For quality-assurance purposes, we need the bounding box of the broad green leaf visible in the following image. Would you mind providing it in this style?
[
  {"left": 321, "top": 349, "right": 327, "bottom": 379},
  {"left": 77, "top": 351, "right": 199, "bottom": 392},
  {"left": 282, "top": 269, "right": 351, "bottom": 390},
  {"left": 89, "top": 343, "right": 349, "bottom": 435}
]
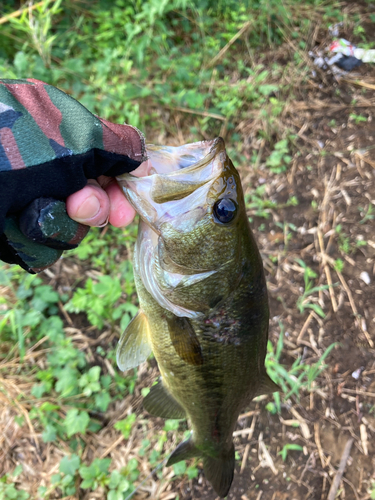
[
  {"left": 173, "top": 461, "right": 186, "bottom": 475},
  {"left": 42, "top": 424, "right": 57, "bottom": 443},
  {"left": 64, "top": 409, "right": 90, "bottom": 437},
  {"left": 59, "top": 455, "right": 80, "bottom": 476}
]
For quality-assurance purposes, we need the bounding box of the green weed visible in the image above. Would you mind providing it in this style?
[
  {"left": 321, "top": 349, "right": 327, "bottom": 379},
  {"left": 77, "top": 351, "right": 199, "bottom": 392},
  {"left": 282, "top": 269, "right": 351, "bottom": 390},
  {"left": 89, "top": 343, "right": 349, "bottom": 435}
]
[
  {"left": 0, "top": 466, "right": 29, "bottom": 500},
  {"left": 265, "top": 324, "right": 337, "bottom": 410},
  {"left": 334, "top": 259, "right": 344, "bottom": 273},
  {"left": 359, "top": 203, "right": 374, "bottom": 224},
  {"left": 0, "top": 259, "right": 139, "bottom": 458},
  {"left": 114, "top": 413, "right": 137, "bottom": 439},
  {"left": 335, "top": 224, "right": 367, "bottom": 255},
  {"left": 274, "top": 221, "right": 298, "bottom": 249},
  {"left": 278, "top": 444, "right": 304, "bottom": 462},
  {"left": 41, "top": 455, "right": 80, "bottom": 498},
  {"left": 65, "top": 274, "right": 138, "bottom": 330},
  {"left": 266, "top": 139, "right": 293, "bottom": 173},
  {"left": 295, "top": 259, "right": 328, "bottom": 318},
  {"left": 335, "top": 224, "right": 351, "bottom": 254},
  {"left": 8, "top": 0, "right": 63, "bottom": 67},
  {"left": 0, "top": 0, "right": 319, "bottom": 143},
  {"left": 246, "top": 186, "right": 299, "bottom": 220},
  {"left": 349, "top": 113, "right": 367, "bottom": 124}
]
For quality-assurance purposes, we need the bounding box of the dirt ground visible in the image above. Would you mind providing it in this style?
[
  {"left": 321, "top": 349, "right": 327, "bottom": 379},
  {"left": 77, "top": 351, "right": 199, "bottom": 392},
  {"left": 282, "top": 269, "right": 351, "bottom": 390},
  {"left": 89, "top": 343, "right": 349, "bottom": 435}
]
[
  {"left": 168, "top": 23, "right": 375, "bottom": 500},
  {"left": 103, "top": 37, "right": 375, "bottom": 500}
]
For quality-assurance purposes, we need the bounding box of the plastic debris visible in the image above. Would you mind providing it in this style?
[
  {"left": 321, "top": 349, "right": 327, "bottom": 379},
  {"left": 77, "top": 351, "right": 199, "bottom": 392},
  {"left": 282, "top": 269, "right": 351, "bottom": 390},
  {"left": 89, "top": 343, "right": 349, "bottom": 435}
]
[
  {"left": 328, "top": 23, "right": 343, "bottom": 38},
  {"left": 351, "top": 367, "right": 364, "bottom": 380},
  {"left": 330, "top": 39, "right": 375, "bottom": 63},
  {"left": 335, "top": 55, "right": 363, "bottom": 71},
  {"left": 308, "top": 50, "right": 349, "bottom": 77},
  {"left": 310, "top": 37, "right": 375, "bottom": 76},
  {"left": 359, "top": 271, "right": 371, "bottom": 285}
]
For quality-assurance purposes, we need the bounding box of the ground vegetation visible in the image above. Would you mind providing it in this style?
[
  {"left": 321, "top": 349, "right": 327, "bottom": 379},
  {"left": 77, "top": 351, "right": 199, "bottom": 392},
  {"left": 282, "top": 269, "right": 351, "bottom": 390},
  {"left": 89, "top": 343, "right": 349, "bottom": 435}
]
[{"left": 1, "top": 1, "right": 375, "bottom": 499}]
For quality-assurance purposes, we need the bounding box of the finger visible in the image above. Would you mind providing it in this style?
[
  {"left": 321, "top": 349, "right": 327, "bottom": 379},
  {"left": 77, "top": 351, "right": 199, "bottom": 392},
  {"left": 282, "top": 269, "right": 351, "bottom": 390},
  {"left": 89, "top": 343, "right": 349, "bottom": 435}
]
[
  {"left": 96, "top": 161, "right": 151, "bottom": 228},
  {"left": 66, "top": 180, "right": 110, "bottom": 226},
  {"left": 105, "top": 181, "right": 137, "bottom": 227},
  {"left": 130, "top": 159, "right": 152, "bottom": 177}
]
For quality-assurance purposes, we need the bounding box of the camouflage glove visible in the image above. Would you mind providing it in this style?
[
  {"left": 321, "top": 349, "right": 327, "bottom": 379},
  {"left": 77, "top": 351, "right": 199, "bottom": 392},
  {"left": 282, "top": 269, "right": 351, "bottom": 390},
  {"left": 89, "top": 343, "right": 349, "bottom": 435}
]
[{"left": 0, "top": 78, "right": 146, "bottom": 273}]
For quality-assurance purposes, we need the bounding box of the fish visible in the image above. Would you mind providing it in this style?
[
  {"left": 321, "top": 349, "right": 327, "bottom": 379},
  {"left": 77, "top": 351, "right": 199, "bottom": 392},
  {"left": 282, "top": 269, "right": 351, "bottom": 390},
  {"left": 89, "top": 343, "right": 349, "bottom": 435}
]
[{"left": 116, "top": 138, "right": 278, "bottom": 497}]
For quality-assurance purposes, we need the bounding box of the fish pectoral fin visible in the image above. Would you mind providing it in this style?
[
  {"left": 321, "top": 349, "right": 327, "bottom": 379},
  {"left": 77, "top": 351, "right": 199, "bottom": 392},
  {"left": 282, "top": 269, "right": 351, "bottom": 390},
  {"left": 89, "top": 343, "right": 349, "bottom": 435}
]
[
  {"left": 203, "top": 444, "right": 235, "bottom": 498},
  {"left": 166, "top": 437, "right": 199, "bottom": 466},
  {"left": 255, "top": 372, "right": 280, "bottom": 397},
  {"left": 166, "top": 315, "right": 204, "bottom": 366},
  {"left": 143, "top": 381, "right": 186, "bottom": 419},
  {"left": 116, "top": 311, "right": 152, "bottom": 371}
]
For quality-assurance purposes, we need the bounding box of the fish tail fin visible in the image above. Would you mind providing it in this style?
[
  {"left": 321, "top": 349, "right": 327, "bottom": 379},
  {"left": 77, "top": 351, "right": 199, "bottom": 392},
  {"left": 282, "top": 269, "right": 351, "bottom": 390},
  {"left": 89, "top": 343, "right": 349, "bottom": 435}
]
[
  {"left": 203, "top": 443, "right": 235, "bottom": 498},
  {"left": 167, "top": 438, "right": 235, "bottom": 497},
  {"left": 166, "top": 437, "right": 200, "bottom": 466}
]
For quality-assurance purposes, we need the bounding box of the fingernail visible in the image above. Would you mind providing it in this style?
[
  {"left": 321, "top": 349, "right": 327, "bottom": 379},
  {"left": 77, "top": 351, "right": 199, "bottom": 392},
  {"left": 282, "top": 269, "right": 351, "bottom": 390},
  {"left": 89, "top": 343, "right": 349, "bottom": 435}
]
[
  {"left": 74, "top": 195, "right": 101, "bottom": 221},
  {"left": 96, "top": 215, "right": 109, "bottom": 227}
]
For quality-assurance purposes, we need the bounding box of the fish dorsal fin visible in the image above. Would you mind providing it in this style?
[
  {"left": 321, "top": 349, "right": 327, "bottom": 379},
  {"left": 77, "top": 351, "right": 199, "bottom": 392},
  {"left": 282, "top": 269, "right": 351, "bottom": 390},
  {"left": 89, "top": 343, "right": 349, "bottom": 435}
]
[
  {"left": 166, "top": 436, "right": 199, "bottom": 466},
  {"left": 255, "top": 372, "right": 280, "bottom": 397},
  {"left": 166, "top": 315, "right": 204, "bottom": 366},
  {"left": 143, "top": 381, "right": 186, "bottom": 419},
  {"left": 116, "top": 311, "right": 152, "bottom": 371}
]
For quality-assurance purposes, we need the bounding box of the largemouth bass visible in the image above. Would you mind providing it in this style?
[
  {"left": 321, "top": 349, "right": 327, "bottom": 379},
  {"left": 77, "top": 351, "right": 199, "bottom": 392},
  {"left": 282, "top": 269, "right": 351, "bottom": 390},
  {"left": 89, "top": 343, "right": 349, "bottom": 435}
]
[{"left": 116, "top": 138, "right": 278, "bottom": 497}]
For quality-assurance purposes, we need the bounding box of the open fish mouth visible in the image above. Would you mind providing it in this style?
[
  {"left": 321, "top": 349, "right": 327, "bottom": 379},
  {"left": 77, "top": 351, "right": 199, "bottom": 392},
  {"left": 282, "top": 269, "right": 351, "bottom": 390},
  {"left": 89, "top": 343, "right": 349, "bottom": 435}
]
[{"left": 116, "top": 138, "right": 226, "bottom": 231}]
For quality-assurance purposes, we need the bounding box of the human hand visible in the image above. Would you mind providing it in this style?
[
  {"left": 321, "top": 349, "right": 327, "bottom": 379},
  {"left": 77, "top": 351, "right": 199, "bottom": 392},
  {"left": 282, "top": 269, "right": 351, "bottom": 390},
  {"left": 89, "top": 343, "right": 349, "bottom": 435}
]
[
  {"left": 1, "top": 168, "right": 146, "bottom": 274},
  {"left": 0, "top": 78, "right": 147, "bottom": 273},
  {"left": 66, "top": 160, "right": 150, "bottom": 227}
]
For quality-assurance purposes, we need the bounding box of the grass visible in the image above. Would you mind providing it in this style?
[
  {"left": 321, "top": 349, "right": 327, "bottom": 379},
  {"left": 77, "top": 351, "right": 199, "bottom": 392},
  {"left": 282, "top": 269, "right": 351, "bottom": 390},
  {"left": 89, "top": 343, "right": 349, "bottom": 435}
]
[
  {"left": 265, "top": 323, "right": 337, "bottom": 414},
  {"left": 0, "top": 217, "right": 337, "bottom": 498},
  {"left": 1, "top": 0, "right": 374, "bottom": 498},
  {"left": 0, "top": 0, "right": 330, "bottom": 139}
]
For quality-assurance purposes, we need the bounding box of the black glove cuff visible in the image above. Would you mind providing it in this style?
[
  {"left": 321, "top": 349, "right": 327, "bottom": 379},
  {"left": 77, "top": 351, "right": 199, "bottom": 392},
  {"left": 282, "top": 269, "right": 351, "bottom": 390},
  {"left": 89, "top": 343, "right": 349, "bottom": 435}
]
[{"left": 0, "top": 148, "right": 140, "bottom": 235}]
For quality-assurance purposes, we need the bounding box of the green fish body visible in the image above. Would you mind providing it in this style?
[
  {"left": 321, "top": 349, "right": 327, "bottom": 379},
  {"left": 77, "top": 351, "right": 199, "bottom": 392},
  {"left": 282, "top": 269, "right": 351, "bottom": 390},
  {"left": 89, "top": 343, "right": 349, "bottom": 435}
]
[{"left": 116, "top": 138, "right": 278, "bottom": 497}]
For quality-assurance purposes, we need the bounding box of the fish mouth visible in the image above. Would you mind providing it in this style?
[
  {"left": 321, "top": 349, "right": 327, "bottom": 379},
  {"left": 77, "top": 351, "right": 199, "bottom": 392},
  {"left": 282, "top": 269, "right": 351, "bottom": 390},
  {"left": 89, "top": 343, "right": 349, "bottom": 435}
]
[{"left": 116, "top": 137, "right": 226, "bottom": 232}]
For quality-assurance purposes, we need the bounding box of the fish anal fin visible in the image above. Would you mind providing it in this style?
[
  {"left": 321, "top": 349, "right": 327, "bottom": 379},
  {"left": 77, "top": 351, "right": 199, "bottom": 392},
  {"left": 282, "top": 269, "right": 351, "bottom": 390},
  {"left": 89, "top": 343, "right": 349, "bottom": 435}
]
[
  {"left": 166, "top": 315, "right": 203, "bottom": 366},
  {"left": 116, "top": 311, "right": 152, "bottom": 372},
  {"left": 143, "top": 381, "right": 186, "bottom": 419},
  {"left": 203, "top": 444, "right": 235, "bottom": 498},
  {"left": 255, "top": 372, "right": 280, "bottom": 397},
  {"left": 166, "top": 437, "right": 199, "bottom": 466}
]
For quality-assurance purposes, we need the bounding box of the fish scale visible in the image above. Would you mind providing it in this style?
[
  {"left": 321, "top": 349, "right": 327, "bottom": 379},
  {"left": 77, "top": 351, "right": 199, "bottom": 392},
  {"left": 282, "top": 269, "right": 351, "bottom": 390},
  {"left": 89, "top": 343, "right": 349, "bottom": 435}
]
[{"left": 116, "top": 138, "right": 279, "bottom": 497}]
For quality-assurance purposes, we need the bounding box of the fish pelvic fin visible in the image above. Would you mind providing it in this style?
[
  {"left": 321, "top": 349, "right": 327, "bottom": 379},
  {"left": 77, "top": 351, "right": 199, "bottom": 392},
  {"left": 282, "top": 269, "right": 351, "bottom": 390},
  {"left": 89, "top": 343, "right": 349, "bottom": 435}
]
[
  {"left": 255, "top": 372, "right": 280, "bottom": 397},
  {"left": 203, "top": 444, "right": 235, "bottom": 498},
  {"left": 166, "top": 315, "right": 204, "bottom": 366},
  {"left": 116, "top": 311, "right": 152, "bottom": 371},
  {"left": 143, "top": 380, "right": 186, "bottom": 419},
  {"left": 166, "top": 436, "right": 200, "bottom": 466}
]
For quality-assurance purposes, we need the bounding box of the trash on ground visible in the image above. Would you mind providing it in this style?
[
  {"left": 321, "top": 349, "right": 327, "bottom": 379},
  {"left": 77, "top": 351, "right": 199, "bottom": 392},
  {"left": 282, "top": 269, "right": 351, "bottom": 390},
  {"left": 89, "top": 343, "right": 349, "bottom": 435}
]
[
  {"left": 330, "top": 39, "right": 375, "bottom": 63},
  {"left": 359, "top": 271, "right": 371, "bottom": 285},
  {"left": 309, "top": 36, "right": 375, "bottom": 76},
  {"left": 328, "top": 23, "right": 343, "bottom": 38},
  {"left": 351, "top": 368, "right": 362, "bottom": 380}
]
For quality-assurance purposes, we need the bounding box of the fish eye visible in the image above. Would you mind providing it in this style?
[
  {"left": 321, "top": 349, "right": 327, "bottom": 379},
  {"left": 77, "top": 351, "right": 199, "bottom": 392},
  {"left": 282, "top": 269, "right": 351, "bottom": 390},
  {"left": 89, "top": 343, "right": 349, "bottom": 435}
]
[{"left": 213, "top": 198, "right": 237, "bottom": 224}]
